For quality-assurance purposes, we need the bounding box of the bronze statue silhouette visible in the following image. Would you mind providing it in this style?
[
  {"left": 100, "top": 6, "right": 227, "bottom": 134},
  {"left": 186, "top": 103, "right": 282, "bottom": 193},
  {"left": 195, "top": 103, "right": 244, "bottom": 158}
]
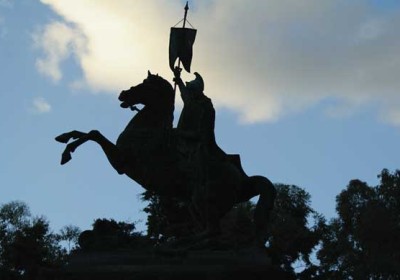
[
  {"left": 174, "top": 67, "right": 225, "bottom": 158},
  {"left": 55, "top": 71, "right": 276, "bottom": 247}
]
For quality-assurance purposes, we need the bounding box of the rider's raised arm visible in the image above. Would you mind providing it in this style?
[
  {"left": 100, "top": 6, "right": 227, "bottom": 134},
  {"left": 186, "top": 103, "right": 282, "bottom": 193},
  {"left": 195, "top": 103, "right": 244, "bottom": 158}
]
[
  {"left": 173, "top": 67, "right": 189, "bottom": 102},
  {"left": 177, "top": 79, "right": 190, "bottom": 102}
]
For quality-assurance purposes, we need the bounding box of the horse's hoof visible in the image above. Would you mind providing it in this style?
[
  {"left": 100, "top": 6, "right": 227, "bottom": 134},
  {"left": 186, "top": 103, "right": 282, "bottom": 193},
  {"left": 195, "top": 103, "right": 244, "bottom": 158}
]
[
  {"left": 61, "top": 152, "right": 72, "bottom": 165},
  {"left": 55, "top": 133, "right": 70, "bottom": 143}
]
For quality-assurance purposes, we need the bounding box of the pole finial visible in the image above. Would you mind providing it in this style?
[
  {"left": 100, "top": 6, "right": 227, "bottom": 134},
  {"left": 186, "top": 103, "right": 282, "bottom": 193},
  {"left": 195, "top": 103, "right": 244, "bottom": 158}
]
[{"left": 185, "top": 1, "right": 189, "bottom": 11}]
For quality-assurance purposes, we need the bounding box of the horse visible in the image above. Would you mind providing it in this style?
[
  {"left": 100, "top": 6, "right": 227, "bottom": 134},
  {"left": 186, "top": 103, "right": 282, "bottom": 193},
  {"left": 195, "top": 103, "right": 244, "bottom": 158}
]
[{"left": 55, "top": 71, "right": 276, "bottom": 247}]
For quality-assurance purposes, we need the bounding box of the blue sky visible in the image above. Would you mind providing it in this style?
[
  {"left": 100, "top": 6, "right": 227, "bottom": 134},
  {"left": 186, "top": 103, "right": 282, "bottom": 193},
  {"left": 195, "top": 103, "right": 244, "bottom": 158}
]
[{"left": 1, "top": 0, "right": 400, "bottom": 232}]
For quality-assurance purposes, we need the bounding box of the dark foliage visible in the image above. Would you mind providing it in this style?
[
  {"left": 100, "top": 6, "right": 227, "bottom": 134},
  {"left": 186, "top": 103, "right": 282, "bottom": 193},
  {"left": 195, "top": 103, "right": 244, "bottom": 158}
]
[
  {"left": 78, "top": 218, "right": 152, "bottom": 251},
  {"left": 317, "top": 169, "right": 400, "bottom": 279},
  {"left": 0, "top": 201, "right": 66, "bottom": 280},
  {"left": 268, "top": 184, "right": 325, "bottom": 276},
  {"left": 219, "top": 201, "right": 257, "bottom": 248},
  {"left": 58, "top": 225, "right": 80, "bottom": 253},
  {"left": 141, "top": 191, "right": 194, "bottom": 243}
]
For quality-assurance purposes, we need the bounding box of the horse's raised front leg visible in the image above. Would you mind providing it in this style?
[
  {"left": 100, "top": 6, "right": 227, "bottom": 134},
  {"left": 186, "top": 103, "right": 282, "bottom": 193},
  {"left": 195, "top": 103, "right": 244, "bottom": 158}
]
[
  {"left": 55, "top": 130, "right": 89, "bottom": 164},
  {"left": 55, "top": 130, "right": 126, "bottom": 174},
  {"left": 55, "top": 130, "right": 87, "bottom": 144}
]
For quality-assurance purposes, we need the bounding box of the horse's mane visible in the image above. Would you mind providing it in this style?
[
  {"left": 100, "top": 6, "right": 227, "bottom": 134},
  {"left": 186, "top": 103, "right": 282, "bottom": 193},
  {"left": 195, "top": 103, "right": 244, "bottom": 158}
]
[
  {"left": 145, "top": 74, "right": 174, "bottom": 97},
  {"left": 139, "top": 73, "right": 175, "bottom": 127}
]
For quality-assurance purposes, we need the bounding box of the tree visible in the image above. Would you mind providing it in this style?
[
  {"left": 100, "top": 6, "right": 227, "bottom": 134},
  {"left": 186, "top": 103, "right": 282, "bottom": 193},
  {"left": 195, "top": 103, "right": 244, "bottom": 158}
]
[
  {"left": 219, "top": 201, "right": 257, "bottom": 248},
  {"left": 78, "top": 218, "right": 149, "bottom": 251},
  {"left": 141, "top": 191, "right": 193, "bottom": 243},
  {"left": 58, "top": 225, "right": 81, "bottom": 253},
  {"left": 0, "top": 201, "right": 30, "bottom": 230},
  {"left": 317, "top": 170, "right": 400, "bottom": 279},
  {"left": 0, "top": 201, "right": 66, "bottom": 279},
  {"left": 268, "top": 184, "right": 325, "bottom": 276}
]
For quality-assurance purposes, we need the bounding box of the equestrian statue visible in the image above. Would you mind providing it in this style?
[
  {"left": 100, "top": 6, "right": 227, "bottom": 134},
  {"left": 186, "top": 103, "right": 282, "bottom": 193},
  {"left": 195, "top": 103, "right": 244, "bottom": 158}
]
[{"left": 55, "top": 68, "right": 276, "bottom": 248}]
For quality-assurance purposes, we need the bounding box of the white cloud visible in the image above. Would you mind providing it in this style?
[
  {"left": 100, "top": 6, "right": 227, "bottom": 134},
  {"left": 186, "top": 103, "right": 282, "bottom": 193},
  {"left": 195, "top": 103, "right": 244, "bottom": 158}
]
[
  {"left": 34, "top": 0, "right": 400, "bottom": 124},
  {"left": 33, "top": 21, "right": 86, "bottom": 82},
  {"left": 32, "top": 97, "right": 52, "bottom": 114}
]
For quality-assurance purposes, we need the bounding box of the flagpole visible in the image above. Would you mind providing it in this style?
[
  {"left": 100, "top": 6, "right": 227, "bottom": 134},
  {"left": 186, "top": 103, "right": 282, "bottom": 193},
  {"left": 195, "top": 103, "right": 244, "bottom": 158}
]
[{"left": 174, "top": 1, "right": 189, "bottom": 93}]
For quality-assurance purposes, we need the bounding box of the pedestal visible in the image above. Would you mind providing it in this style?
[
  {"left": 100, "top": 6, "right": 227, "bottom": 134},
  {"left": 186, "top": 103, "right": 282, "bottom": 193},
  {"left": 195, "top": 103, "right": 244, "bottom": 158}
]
[{"left": 41, "top": 249, "right": 294, "bottom": 280}]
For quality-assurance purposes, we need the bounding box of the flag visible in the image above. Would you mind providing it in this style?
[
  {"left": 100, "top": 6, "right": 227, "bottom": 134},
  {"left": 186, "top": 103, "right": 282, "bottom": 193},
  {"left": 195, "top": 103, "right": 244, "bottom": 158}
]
[{"left": 169, "top": 27, "right": 197, "bottom": 72}]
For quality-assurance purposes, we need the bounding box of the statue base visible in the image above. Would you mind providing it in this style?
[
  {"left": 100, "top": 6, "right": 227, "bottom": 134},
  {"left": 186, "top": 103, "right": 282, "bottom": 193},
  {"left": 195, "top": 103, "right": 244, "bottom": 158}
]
[{"left": 41, "top": 249, "right": 294, "bottom": 280}]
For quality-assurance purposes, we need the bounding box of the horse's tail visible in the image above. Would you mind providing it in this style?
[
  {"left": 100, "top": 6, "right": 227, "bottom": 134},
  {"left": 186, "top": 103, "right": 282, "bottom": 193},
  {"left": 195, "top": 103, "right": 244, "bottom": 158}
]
[
  {"left": 225, "top": 154, "right": 276, "bottom": 246},
  {"left": 253, "top": 176, "right": 276, "bottom": 240},
  {"left": 239, "top": 175, "right": 276, "bottom": 247}
]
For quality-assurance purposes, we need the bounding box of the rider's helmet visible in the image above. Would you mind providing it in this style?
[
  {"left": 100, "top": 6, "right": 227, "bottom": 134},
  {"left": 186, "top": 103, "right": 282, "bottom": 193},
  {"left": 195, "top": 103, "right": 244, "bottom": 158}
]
[{"left": 185, "top": 72, "right": 204, "bottom": 94}]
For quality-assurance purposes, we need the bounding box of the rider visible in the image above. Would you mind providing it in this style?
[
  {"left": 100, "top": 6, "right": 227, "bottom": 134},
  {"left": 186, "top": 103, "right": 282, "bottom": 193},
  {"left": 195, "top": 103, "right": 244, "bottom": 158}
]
[
  {"left": 173, "top": 67, "right": 225, "bottom": 162},
  {"left": 173, "top": 67, "right": 226, "bottom": 235}
]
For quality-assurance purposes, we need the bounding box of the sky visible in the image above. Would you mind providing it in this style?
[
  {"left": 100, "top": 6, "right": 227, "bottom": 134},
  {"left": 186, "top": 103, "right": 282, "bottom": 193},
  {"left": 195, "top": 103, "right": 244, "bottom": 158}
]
[{"left": 1, "top": 0, "right": 400, "bottom": 233}]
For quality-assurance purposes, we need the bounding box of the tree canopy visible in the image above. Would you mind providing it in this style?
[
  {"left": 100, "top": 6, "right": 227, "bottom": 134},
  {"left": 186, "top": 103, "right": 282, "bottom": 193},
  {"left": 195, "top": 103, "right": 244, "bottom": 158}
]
[
  {"left": 317, "top": 169, "right": 400, "bottom": 279},
  {"left": 268, "top": 184, "right": 325, "bottom": 275},
  {"left": 0, "top": 201, "right": 67, "bottom": 279}
]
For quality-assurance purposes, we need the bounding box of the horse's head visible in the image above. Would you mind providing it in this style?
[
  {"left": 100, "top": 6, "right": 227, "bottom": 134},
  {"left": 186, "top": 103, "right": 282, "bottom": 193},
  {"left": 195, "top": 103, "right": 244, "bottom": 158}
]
[{"left": 119, "top": 71, "right": 174, "bottom": 110}]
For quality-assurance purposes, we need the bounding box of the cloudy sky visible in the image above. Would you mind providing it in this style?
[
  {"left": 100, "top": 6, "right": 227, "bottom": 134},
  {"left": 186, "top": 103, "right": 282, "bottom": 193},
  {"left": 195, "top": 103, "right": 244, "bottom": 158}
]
[{"left": 1, "top": 0, "right": 400, "bottom": 232}]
